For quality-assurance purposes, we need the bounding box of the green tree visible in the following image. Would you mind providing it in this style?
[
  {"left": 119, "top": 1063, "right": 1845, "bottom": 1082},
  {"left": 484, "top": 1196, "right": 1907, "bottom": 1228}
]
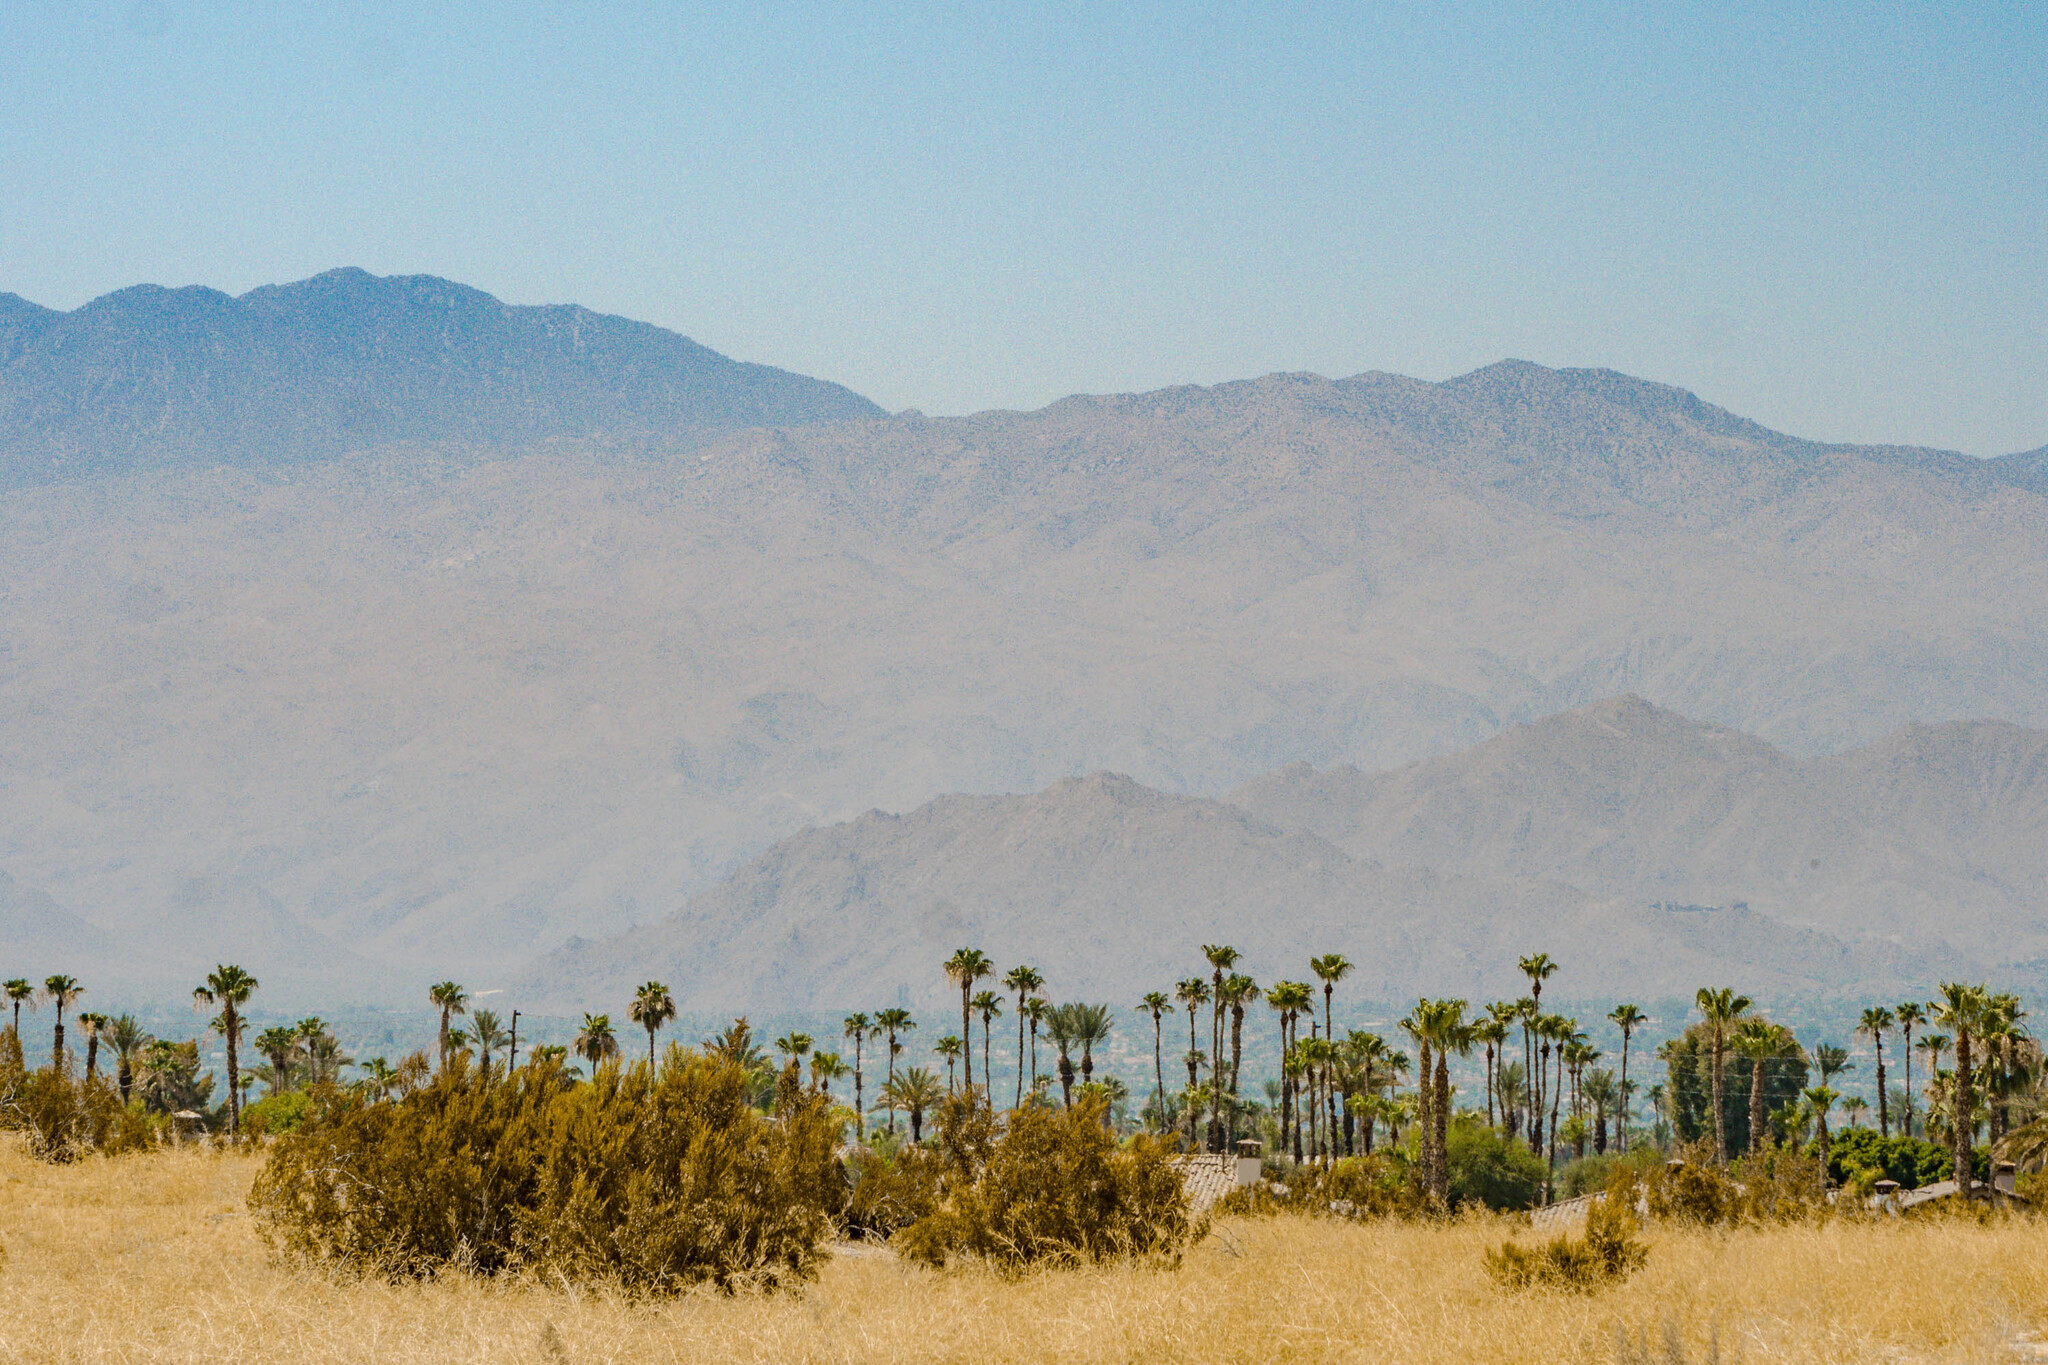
[
  {"left": 880, "top": 1066, "right": 943, "bottom": 1141},
  {"left": 108, "top": 1014, "right": 149, "bottom": 1104},
  {"left": 875, "top": 1008, "right": 916, "bottom": 1133},
  {"left": 943, "top": 948, "right": 995, "bottom": 1094},
  {"left": 255, "top": 1025, "right": 299, "bottom": 1095},
  {"left": 1222, "top": 972, "right": 1258, "bottom": 1143},
  {"left": 573, "top": 1013, "right": 619, "bottom": 1069},
  {"left": 1607, "top": 1003, "right": 1647, "bottom": 1152},
  {"left": 1857, "top": 1006, "right": 1895, "bottom": 1137},
  {"left": 428, "top": 981, "right": 468, "bottom": 1070},
  {"left": 1693, "top": 987, "right": 1753, "bottom": 1163},
  {"left": 1932, "top": 982, "right": 1988, "bottom": 1189},
  {"left": 4, "top": 978, "right": 33, "bottom": 1036},
  {"left": 1136, "top": 990, "right": 1171, "bottom": 1129},
  {"left": 1813, "top": 1043, "right": 1853, "bottom": 1085},
  {"left": 934, "top": 1035, "right": 963, "bottom": 1093},
  {"left": 470, "top": 1010, "right": 509, "bottom": 1077},
  {"left": 1517, "top": 955, "right": 1558, "bottom": 1150},
  {"left": 1003, "top": 965, "right": 1045, "bottom": 1109},
  {"left": 1803, "top": 1086, "right": 1840, "bottom": 1173},
  {"left": 841, "top": 1012, "right": 879, "bottom": 1138},
  {"left": 192, "top": 965, "right": 257, "bottom": 1136},
  {"left": 629, "top": 982, "right": 676, "bottom": 1066},
  {"left": 40, "top": 975, "right": 83, "bottom": 1074},
  {"left": 1894, "top": 1001, "right": 1927, "bottom": 1138},
  {"left": 1201, "top": 945, "right": 1240, "bottom": 1148},
  {"left": 971, "top": 989, "right": 1003, "bottom": 1099},
  {"left": 75, "top": 1012, "right": 109, "bottom": 1084}
]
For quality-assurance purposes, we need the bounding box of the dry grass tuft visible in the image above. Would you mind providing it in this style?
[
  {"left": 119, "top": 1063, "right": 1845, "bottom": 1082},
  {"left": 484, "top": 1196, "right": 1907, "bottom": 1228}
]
[{"left": 1, "top": 1137, "right": 2044, "bottom": 1364}]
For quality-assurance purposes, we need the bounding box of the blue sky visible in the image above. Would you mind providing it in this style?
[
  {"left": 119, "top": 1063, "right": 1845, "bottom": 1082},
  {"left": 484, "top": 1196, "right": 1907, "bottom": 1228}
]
[{"left": 3, "top": 1, "right": 2043, "bottom": 453}]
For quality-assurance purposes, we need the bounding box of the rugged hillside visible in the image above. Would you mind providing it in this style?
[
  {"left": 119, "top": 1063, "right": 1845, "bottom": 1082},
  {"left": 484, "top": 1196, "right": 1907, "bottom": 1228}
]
[
  {"left": 1229, "top": 697, "right": 2048, "bottom": 962},
  {"left": 0, "top": 268, "right": 880, "bottom": 482},
  {"left": 3, "top": 347, "right": 2046, "bottom": 995}
]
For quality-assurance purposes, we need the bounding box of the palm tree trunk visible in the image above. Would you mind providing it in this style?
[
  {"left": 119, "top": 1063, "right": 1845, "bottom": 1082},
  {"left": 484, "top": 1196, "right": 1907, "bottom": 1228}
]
[
  {"left": 1414, "top": 1036, "right": 1433, "bottom": 1190},
  {"left": 1618, "top": 1032, "right": 1631, "bottom": 1153},
  {"left": 1874, "top": 1036, "right": 1888, "bottom": 1138},
  {"left": 1229, "top": 1004, "right": 1245, "bottom": 1146},
  {"left": 1434, "top": 1048, "right": 1451, "bottom": 1203},
  {"left": 225, "top": 1008, "right": 242, "bottom": 1138},
  {"left": 1748, "top": 1054, "right": 1767, "bottom": 1155},
  {"left": 85, "top": 1035, "right": 100, "bottom": 1083},
  {"left": 981, "top": 1015, "right": 992, "bottom": 1101},
  {"left": 853, "top": 1035, "right": 865, "bottom": 1139},
  {"left": 1900, "top": 1024, "right": 1915, "bottom": 1138},
  {"left": 1152, "top": 1015, "right": 1165, "bottom": 1131},
  {"left": 1953, "top": 1028, "right": 1974, "bottom": 1191},
  {"left": 1016, "top": 993, "right": 1028, "bottom": 1110},
  {"left": 960, "top": 985, "right": 973, "bottom": 1093},
  {"left": 1710, "top": 1034, "right": 1729, "bottom": 1163}
]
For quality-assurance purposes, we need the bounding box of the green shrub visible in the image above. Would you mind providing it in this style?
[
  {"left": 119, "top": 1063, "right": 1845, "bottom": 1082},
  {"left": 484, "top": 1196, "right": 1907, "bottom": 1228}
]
[
  {"left": 249, "top": 1049, "right": 843, "bottom": 1294},
  {"left": 243, "top": 1089, "right": 314, "bottom": 1137},
  {"left": 1217, "top": 1152, "right": 1425, "bottom": 1220},
  {"left": 1821, "top": 1127, "right": 1954, "bottom": 1189},
  {"left": 893, "top": 1094, "right": 1192, "bottom": 1272},
  {"left": 1447, "top": 1116, "right": 1547, "bottom": 1210},
  {"left": 1486, "top": 1168, "right": 1649, "bottom": 1293}
]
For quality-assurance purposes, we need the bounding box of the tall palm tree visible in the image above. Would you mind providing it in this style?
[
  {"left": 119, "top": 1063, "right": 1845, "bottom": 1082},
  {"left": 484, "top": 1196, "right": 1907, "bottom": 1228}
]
[
  {"left": 1045, "top": 1006, "right": 1078, "bottom": 1108},
  {"left": 109, "top": 1014, "right": 149, "bottom": 1103},
  {"left": 1732, "top": 1018, "right": 1783, "bottom": 1157},
  {"left": 3, "top": 978, "right": 31, "bottom": 1037},
  {"left": 191, "top": 964, "right": 257, "bottom": 1136},
  {"left": 881, "top": 1067, "right": 943, "bottom": 1141},
  {"left": 1857, "top": 1006, "right": 1895, "bottom": 1137},
  {"left": 1804, "top": 1086, "right": 1839, "bottom": 1175},
  {"left": 428, "top": 981, "right": 469, "bottom": 1070},
  {"left": 842, "top": 1012, "right": 879, "bottom": 1138},
  {"left": 1933, "top": 981, "right": 1988, "bottom": 1190},
  {"left": 1309, "top": 952, "right": 1354, "bottom": 1064},
  {"left": 942, "top": 948, "right": 994, "bottom": 1093},
  {"left": 1071, "top": 1003, "right": 1113, "bottom": 1088},
  {"left": 1895, "top": 1001, "right": 1927, "bottom": 1138},
  {"left": 1202, "top": 945, "right": 1240, "bottom": 1149},
  {"left": 1474, "top": 1014, "right": 1509, "bottom": 1130},
  {"left": 471, "top": 1010, "right": 509, "bottom": 1077},
  {"left": 1267, "top": 979, "right": 1314, "bottom": 1160},
  {"left": 627, "top": 982, "right": 676, "bottom": 1066},
  {"left": 255, "top": 1025, "right": 298, "bottom": 1095},
  {"left": 810, "top": 1050, "right": 848, "bottom": 1097},
  {"left": 1426, "top": 999, "right": 1472, "bottom": 1200},
  {"left": 573, "top": 1013, "right": 620, "bottom": 1068},
  {"left": 1137, "top": 991, "right": 1171, "bottom": 1129},
  {"left": 875, "top": 1008, "right": 916, "bottom": 1133},
  {"left": 1518, "top": 955, "right": 1558, "bottom": 1147},
  {"left": 40, "top": 975, "right": 83, "bottom": 1074},
  {"left": 1813, "top": 1043, "right": 1853, "bottom": 1085},
  {"left": 934, "top": 1035, "right": 963, "bottom": 1094},
  {"left": 1223, "top": 971, "right": 1258, "bottom": 1143},
  {"left": 1694, "top": 986, "right": 1753, "bottom": 1164},
  {"left": 76, "top": 1012, "right": 109, "bottom": 1083},
  {"left": 971, "top": 989, "right": 1003, "bottom": 1099},
  {"left": 1608, "top": 1002, "right": 1647, "bottom": 1152},
  {"left": 1025, "top": 996, "right": 1049, "bottom": 1090},
  {"left": 1003, "top": 965, "right": 1044, "bottom": 1108},
  {"left": 1175, "top": 976, "right": 1210, "bottom": 1097}
]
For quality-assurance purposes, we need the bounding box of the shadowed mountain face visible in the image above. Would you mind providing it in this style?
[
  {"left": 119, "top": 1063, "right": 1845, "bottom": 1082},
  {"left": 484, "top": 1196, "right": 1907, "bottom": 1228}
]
[
  {"left": 1, "top": 312, "right": 2045, "bottom": 998},
  {"left": 0, "top": 268, "right": 881, "bottom": 482},
  {"left": 518, "top": 739, "right": 1992, "bottom": 1015}
]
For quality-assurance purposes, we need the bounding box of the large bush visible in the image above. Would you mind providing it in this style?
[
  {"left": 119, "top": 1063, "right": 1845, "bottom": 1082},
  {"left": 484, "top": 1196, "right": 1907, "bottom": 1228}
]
[
  {"left": 1821, "top": 1127, "right": 1972, "bottom": 1189},
  {"left": 893, "top": 1094, "right": 1192, "bottom": 1272},
  {"left": 1486, "top": 1167, "right": 1648, "bottom": 1293},
  {"left": 249, "top": 1050, "right": 843, "bottom": 1293},
  {"left": 0, "top": 1065, "right": 158, "bottom": 1163},
  {"left": 1447, "top": 1115, "right": 1548, "bottom": 1210}
]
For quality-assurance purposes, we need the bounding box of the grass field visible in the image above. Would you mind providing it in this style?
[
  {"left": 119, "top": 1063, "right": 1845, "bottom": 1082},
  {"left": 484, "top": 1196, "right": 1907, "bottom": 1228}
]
[{"left": 2, "top": 1140, "right": 2045, "bottom": 1364}]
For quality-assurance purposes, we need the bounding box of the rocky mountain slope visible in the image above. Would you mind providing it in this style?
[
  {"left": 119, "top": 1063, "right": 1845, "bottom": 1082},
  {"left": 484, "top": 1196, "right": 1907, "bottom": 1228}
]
[
  {"left": 1, "top": 277, "right": 2044, "bottom": 998},
  {"left": 518, "top": 763, "right": 1974, "bottom": 1015},
  {"left": 0, "top": 268, "right": 880, "bottom": 482}
]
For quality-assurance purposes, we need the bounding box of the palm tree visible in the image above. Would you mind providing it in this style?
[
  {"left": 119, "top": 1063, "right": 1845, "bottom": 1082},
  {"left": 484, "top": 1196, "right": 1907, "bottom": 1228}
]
[
  {"left": 942, "top": 948, "right": 994, "bottom": 1094},
  {"left": 1475, "top": 1014, "right": 1509, "bottom": 1130},
  {"left": 1137, "top": 991, "right": 1171, "bottom": 1129},
  {"left": 1732, "top": 1018, "right": 1784, "bottom": 1157},
  {"left": 1222, "top": 971, "right": 1258, "bottom": 1143},
  {"left": 1175, "top": 976, "right": 1210, "bottom": 1097},
  {"left": 1583, "top": 1069, "right": 1620, "bottom": 1153},
  {"left": 1608, "top": 1002, "right": 1647, "bottom": 1151},
  {"left": 1426, "top": 999, "right": 1472, "bottom": 1200},
  {"left": 875, "top": 1008, "right": 915, "bottom": 1133},
  {"left": 881, "top": 1067, "right": 943, "bottom": 1142},
  {"left": 40, "top": 974, "right": 83, "bottom": 1073},
  {"left": 1309, "top": 952, "right": 1354, "bottom": 1066},
  {"left": 573, "top": 1012, "right": 620, "bottom": 1068},
  {"left": 1025, "top": 996, "right": 1049, "bottom": 1091},
  {"left": 1045, "top": 1006, "right": 1078, "bottom": 1108},
  {"left": 428, "top": 981, "right": 468, "bottom": 1070},
  {"left": 108, "top": 1014, "right": 149, "bottom": 1103},
  {"left": 810, "top": 1050, "right": 848, "bottom": 1097},
  {"left": 1070, "top": 1003, "right": 1113, "bottom": 1088},
  {"left": 1694, "top": 986, "right": 1753, "bottom": 1164},
  {"left": 1857, "top": 1006, "right": 1895, "bottom": 1137},
  {"left": 255, "top": 1025, "right": 299, "bottom": 1094},
  {"left": 1202, "top": 945, "right": 1240, "bottom": 1149},
  {"left": 1804, "top": 1086, "right": 1840, "bottom": 1175},
  {"left": 934, "top": 1035, "right": 963, "bottom": 1094},
  {"left": 1933, "top": 981, "right": 1988, "bottom": 1190},
  {"left": 1895, "top": 1001, "right": 1927, "bottom": 1138},
  {"left": 627, "top": 982, "right": 676, "bottom": 1066},
  {"left": 1003, "top": 965, "right": 1044, "bottom": 1108},
  {"left": 1813, "top": 1043, "right": 1853, "bottom": 1085},
  {"left": 76, "top": 1012, "right": 109, "bottom": 1084},
  {"left": 1842, "top": 1096, "right": 1870, "bottom": 1128},
  {"left": 971, "top": 989, "right": 1003, "bottom": 1099},
  {"left": 190, "top": 964, "right": 256, "bottom": 1135},
  {"left": 3, "top": 978, "right": 31, "bottom": 1037},
  {"left": 1267, "top": 979, "right": 1315, "bottom": 1160},
  {"left": 471, "top": 1010, "right": 509, "bottom": 1077},
  {"left": 842, "top": 1012, "right": 879, "bottom": 1138},
  {"left": 1518, "top": 954, "right": 1558, "bottom": 1147}
]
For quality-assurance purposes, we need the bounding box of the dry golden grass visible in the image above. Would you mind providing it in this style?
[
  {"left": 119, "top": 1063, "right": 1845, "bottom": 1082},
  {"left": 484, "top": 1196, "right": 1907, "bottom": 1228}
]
[{"left": 1, "top": 1138, "right": 2045, "bottom": 1365}]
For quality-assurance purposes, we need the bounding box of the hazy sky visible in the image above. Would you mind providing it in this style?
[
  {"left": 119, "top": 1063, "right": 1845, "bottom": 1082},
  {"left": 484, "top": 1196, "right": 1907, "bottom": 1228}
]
[{"left": 3, "top": 2, "right": 2043, "bottom": 454}]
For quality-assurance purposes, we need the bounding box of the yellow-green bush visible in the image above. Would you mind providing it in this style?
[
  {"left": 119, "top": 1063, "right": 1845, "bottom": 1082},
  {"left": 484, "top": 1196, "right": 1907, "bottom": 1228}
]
[
  {"left": 0, "top": 1067, "right": 158, "bottom": 1163},
  {"left": 1486, "top": 1168, "right": 1649, "bottom": 1293},
  {"left": 894, "top": 1095, "right": 1192, "bottom": 1272},
  {"left": 249, "top": 1049, "right": 843, "bottom": 1294},
  {"left": 1218, "top": 1152, "right": 1426, "bottom": 1221}
]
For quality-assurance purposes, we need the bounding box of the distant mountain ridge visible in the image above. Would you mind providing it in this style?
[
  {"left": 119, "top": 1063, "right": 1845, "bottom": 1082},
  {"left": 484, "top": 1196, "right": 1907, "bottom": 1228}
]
[
  {"left": 518, "top": 699, "right": 2018, "bottom": 1014},
  {"left": 0, "top": 268, "right": 881, "bottom": 483}
]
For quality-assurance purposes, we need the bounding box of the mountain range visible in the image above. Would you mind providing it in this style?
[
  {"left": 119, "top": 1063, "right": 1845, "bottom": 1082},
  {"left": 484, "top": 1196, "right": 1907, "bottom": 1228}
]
[
  {"left": 0, "top": 269, "right": 2044, "bottom": 1004},
  {"left": 520, "top": 698, "right": 2027, "bottom": 1013}
]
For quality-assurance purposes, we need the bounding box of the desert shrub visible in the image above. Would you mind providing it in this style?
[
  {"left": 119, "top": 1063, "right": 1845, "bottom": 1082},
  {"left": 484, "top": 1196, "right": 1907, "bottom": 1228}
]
[
  {"left": 250, "top": 1049, "right": 843, "bottom": 1294},
  {"left": 1217, "top": 1152, "right": 1425, "bottom": 1220},
  {"left": 1448, "top": 1116, "right": 1547, "bottom": 1210},
  {"left": 1737, "top": 1144, "right": 1831, "bottom": 1224},
  {"left": 1642, "top": 1143, "right": 1742, "bottom": 1227},
  {"left": 894, "top": 1094, "right": 1192, "bottom": 1272},
  {"left": 0, "top": 1068, "right": 158, "bottom": 1162},
  {"left": 1486, "top": 1167, "right": 1649, "bottom": 1293},
  {"left": 841, "top": 1143, "right": 943, "bottom": 1241},
  {"left": 243, "top": 1090, "right": 314, "bottom": 1137}
]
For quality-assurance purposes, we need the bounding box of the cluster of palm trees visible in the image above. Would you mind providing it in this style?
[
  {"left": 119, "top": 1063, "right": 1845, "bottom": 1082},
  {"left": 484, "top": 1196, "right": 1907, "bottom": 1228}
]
[{"left": 1, "top": 968, "right": 246, "bottom": 1123}]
